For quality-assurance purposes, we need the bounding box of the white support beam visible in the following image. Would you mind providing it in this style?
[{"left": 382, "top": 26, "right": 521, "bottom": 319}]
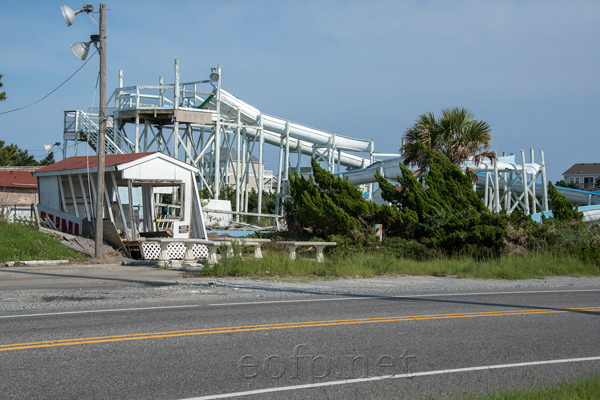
[
  {"left": 257, "top": 114, "right": 264, "bottom": 219},
  {"left": 110, "top": 172, "right": 130, "bottom": 241},
  {"left": 103, "top": 175, "right": 114, "bottom": 222},
  {"left": 521, "top": 150, "right": 530, "bottom": 215},
  {"left": 78, "top": 174, "right": 91, "bottom": 220},
  {"left": 135, "top": 111, "right": 140, "bottom": 153},
  {"left": 127, "top": 179, "right": 137, "bottom": 240},
  {"left": 540, "top": 150, "right": 548, "bottom": 211},
  {"left": 67, "top": 174, "right": 80, "bottom": 218},
  {"left": 493, "top": 152, "right": 500, "bottom": 213},
  {"left": 58, "top": 176, "right": 68, "bottom": 213},
  {"left": 141, "top": 183, "right": 156, "bottom": 232},
  {"left": 236, "top": 110, "right": 242, "bottom": 221},
  {"left": 275, "top": 126, "right": 285, "bottom": 215}
]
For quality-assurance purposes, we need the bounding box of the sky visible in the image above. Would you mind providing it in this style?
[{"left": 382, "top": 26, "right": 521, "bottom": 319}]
[{"left": 1, "top": 0, "right": 599, "bottom": 182}]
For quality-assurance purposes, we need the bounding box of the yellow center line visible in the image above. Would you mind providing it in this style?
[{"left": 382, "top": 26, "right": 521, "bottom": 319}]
[{"left": 2, "top": 306, "right": 598, "bottom": 352}]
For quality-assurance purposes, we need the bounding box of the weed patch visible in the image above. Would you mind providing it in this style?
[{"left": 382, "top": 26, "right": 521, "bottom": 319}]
[
  {"left": 0, "top": 221, "right": 87, "bottom": 263},
  {"left": 199, "top": 250, "right": 599, "bottom": 280}
]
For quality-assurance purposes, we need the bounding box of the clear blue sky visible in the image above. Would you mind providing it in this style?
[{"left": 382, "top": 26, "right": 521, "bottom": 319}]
[{"left": 1, "top": 0, "right": 599, "bottom": 182}]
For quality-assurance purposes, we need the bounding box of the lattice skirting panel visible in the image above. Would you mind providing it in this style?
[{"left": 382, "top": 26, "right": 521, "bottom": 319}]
[{"left": 141, "top": 243, "right": 209, "bottom": 260}]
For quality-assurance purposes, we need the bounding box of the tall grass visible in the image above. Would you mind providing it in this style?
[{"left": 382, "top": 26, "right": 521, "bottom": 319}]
[
  {"left": 460, "top": 374, "right": 600, "bottom": 400},
  {"left": 200, "top": 250, "right": 600, "bottom": 280},
  {"left": 0, "top": 221, "right": 86, "bottom": 263}
]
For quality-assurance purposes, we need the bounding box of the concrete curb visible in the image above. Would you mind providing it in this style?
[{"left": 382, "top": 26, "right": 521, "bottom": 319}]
[{"left": 4, "top": 260, "right": 70, "bottom": 267}]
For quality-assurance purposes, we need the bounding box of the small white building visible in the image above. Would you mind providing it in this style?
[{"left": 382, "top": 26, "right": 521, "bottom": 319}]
[{"left": 33, "top": 152, "right": 207, "bottom": 242}]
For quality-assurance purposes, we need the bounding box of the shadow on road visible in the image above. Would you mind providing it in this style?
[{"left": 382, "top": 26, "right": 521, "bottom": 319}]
[
  {"left": 208, "top": 280, "right": 600, "bottom": 317},
  {"left": 0, "top": 268, "right": 176, "bottom": 287}
]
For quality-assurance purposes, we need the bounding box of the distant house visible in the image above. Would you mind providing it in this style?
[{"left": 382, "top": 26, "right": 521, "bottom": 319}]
[
  {"left": 0, "top": 166, "right": 41, "bottom": 220},
  {"left": 562, "top": 163, "right": 600, "bottom": 190}
]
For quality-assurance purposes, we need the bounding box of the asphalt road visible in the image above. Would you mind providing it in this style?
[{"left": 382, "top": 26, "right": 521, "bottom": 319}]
[{"left": 1, "top": 264, "right": 599, "bottom": 399}]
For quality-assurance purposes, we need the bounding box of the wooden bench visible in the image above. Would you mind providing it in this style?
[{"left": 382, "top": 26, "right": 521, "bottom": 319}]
[
  {"left": 276, "top": 241, "right": 337, "bottom": 262},
  {"left": 143, "top": 238, "right": 219, "bottom": 265},
  {"left": 213, "top": 238, "right": 271, "bottom": 260}
]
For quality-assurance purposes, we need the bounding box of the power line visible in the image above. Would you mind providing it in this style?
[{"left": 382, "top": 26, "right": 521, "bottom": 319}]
[{"left": 0, "top": 51, "right": 97, "bottom": 115}]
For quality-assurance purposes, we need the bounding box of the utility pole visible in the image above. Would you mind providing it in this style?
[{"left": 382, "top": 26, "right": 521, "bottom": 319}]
[{"left": 95, "top": 3, "right": 107, "bottom": 257}]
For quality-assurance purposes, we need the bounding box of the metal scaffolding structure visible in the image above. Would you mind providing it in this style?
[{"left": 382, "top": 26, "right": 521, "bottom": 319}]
[
  {"left": 470, "top": 150, "right": 549, "bottom": 215},
  {"left": 62, "top": 60, "right": 557, "bottom": 218},
  {"left": 63, "top": 60, "right": 376, "bottom": 218}
]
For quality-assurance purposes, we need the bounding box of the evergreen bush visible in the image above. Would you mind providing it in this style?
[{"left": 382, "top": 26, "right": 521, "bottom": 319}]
[{"left": 285, "top": 145, "right": 600, "bottom": 265}]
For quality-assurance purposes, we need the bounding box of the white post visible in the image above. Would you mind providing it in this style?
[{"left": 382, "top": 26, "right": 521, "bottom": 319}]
[
  {"left": 67, "top": 175, "right": 79, "bottom": 218},
  {"left": 540, "top": 150, "right": 548, "bottom": 211},
  {"left": 257, "top": 114, "right": 264, "bottom": 220},
  {"left": 530, "top": 149, "right": 537, "bottom": 214},
  {"left": 241, "top": 131, "right": 248, "bottom": 214},
  {"left": 185, "top": 124, "right": 192, "bottom": 164},
  {"left": 58, "top": 176, "right": 68, "bottom": 213},
  {"left": 503, "top": 153, "right": 509, "bottom": 212},
  {"left": 111, "top": 173, "right": 130, "bottom": 241},
  {"left": 493, "top": 152, "right": 500, "bottom": 213},
  {"left": 159, "top": 76, "right": 164, "bottom": 107},
  {"left": 521, "top": 149, "right": 530, "bottom": 215},
  {"left": 484, "top": 172, "right": 490, "bottom": 209},
  {"left": 135, "top": 112, "right": 140, "bottom": 153},
  {"left": 103, "top": 175, "right": 114, "bottom": 223},
  {"left": 275, "top": 125, "right": 285, "bottom": 215},
  {"left": 284, "top": 124, "right": 291, "bottom": 179},
  {"left": 128, "top": 179, "right": 136, "bottom": 240},
  {"left": 78, "top": 174, "right": 91, "bottom": 220},
  {"left": 213, "top": 65, "right": 222, "bottom": 200},
  {"left": 328, "top": 134, "right": 335, "bottom": 172},
  {"left": 235, "top": 111, "right": 241, "bottom": 222},
  {"left": 173, "top": 59, "right": 180, "bottom": 161}
]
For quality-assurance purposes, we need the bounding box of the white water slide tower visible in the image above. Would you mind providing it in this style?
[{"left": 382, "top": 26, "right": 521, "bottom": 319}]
[{"left": 62, "top": 60, "right": 554, "bottom": 218}]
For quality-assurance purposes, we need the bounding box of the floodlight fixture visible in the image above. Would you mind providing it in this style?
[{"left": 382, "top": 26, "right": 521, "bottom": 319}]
[
  {"left": 210, "top": 68, "right": 220, "bottom": 81},
  {"left": 60, "top": 4, "right": 93, "bottom": 26},
  {"left": 70, "top": 34, "right": 99, "bottom": 60},
  {"left": 71, "top": 41, "right": 91, "bottom": 60},
  {"left": 44, "top": 142, "right": 62, "bottom": 152}
]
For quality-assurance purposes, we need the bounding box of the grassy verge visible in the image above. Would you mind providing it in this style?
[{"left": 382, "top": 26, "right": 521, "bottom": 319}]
[
  {"left": 459, "top": 374, "right": 600, "bottom": 399},
  {"left": 200, "top": 250, "right": 600, "bottom": 280},
  {"left": 0, "top": 221, "right": 87, "bottom": 263}
]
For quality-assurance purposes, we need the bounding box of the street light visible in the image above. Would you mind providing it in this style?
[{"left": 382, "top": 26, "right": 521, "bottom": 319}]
[{"left": 61, "top": 3, "right": 107, "bottom": 258}]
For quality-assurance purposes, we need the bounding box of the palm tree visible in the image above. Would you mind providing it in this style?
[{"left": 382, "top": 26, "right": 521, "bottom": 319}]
[
  {"left": 0, "top": 74, "right": 6, "bottom": 101},
  {"left": 401, "top": 107, "right": 494, "bottom": 174}
]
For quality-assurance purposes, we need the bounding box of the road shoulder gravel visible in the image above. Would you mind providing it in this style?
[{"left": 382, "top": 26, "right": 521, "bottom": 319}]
[{"left": 1, "top": 263, "right": 599, "bottom": 313}]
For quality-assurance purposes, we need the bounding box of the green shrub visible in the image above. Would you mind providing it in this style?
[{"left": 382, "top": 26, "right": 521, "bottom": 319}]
[
  {"left": 548, "top": 181, "right": 583, "bottom": 222},
  {"left": 284, "top": 145, "right": 600, "bottom": 265}
]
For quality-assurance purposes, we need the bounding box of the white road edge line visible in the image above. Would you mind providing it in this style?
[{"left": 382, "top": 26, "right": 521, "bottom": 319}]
[
  {"left": 0, "top": 304, "right": 201, "bottom": 319},
  {"left": 2, "top": 289, "right": 599, "bottom": 318},
  {"left": 182, "top": 356, "right": 600, "bottom": 400},
  {"left": 208, "top": 288, "right": 600, "bottom": 307}
]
